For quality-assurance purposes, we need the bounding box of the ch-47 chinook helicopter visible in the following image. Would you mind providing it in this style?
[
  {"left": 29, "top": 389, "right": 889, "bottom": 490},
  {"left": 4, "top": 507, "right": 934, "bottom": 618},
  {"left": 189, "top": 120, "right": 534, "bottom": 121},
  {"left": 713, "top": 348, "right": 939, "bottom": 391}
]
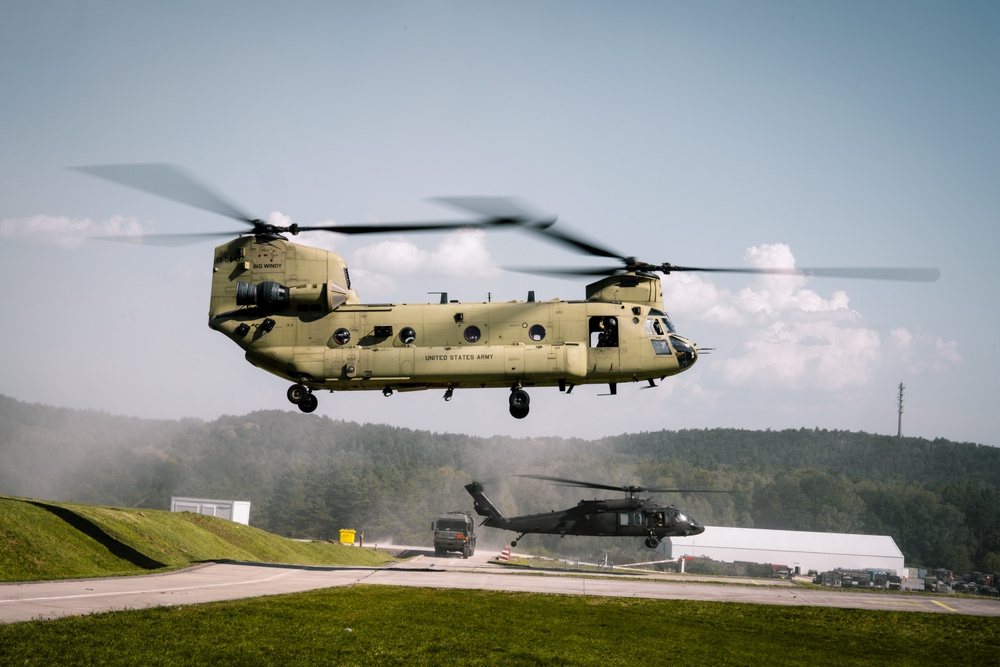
[
  {"left": 466, "top": 475, "right": 721, "bottom": 549},
  {"left": 75, "top": 163, "right": 940, "bottom": 419}
]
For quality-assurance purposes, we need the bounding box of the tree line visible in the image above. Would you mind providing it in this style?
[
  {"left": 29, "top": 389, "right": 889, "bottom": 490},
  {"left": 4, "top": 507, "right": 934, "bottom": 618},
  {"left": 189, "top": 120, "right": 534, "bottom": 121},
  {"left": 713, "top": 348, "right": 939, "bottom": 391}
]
[{"left": 2, "top": 395, "right": 998, "bottom": 573}]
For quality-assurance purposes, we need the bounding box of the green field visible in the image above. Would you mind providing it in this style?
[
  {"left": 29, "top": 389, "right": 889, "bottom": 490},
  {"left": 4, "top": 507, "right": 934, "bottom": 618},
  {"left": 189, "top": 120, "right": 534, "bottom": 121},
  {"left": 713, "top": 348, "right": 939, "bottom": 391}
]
[
  {"left": 2, "top": 586, "right": 998, "bottom": 666},
  {"left": 2, "top": 495, "right": 998, "bottom": 666},
  {"left": 0, "top": 495, "right": 392, "bottom": 582}
]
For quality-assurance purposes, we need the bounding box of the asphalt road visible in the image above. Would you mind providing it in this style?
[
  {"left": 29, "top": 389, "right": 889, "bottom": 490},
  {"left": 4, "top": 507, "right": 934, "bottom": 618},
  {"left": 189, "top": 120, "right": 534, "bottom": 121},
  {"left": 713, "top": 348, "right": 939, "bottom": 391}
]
[{"left": 2, "top": 548, "right": 998, "bottom": 624}]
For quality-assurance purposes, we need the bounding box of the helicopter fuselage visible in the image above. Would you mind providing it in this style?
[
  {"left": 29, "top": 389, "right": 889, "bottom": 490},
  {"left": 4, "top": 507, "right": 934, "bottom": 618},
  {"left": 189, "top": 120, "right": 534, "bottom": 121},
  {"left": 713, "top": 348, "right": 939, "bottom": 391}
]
[
  {"left": 208, "top": 235, "right": 698, "bottom": 416},
  {"left": 465, "top": 481, "right": 704, "bottom": 548}
]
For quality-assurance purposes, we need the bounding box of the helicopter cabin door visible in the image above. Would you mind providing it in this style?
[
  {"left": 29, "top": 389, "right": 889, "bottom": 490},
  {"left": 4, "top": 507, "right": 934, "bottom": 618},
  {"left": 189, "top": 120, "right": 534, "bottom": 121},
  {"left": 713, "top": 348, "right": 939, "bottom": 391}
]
[
  {"left": 618, "top": 510, "right": 646, "bottom": 536},
  {"left": 588, "top": 314, "right": 621, "bottom": 374}
]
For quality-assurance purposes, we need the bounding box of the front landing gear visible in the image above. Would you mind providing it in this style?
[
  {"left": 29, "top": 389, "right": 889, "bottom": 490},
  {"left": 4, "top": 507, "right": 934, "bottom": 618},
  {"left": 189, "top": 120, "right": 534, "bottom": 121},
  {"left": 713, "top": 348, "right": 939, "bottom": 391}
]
[
  {"left": 509, "top": 387, "right": 530, "bottom": 419},
  {"left": 287, "top": 383, "right": 318, "bottom": 413},
  {"left": 644, "top": 536, "right": 661, "bottom": 549}
]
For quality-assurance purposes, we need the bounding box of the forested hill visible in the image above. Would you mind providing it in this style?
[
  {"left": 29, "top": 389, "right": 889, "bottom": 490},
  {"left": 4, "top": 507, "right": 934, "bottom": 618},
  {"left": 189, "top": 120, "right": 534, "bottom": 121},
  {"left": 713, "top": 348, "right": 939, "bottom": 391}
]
[
  {"left": 611, "top": 429, "right": 1000, "bottom": 488},
  {"left": 2, "top": 394, "right": 998, "bottom": 573}
]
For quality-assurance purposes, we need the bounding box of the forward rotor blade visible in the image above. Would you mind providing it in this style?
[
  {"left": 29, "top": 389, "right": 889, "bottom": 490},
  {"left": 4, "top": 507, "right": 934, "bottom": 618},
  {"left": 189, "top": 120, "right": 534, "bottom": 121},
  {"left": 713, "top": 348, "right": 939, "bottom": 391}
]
[
  {"left": 510, "top": 263, "right": 940, "bottom": 283},
  {"left": 72, "top": 163, "right": 257, "bottom": 226},
  {"left": 507, "top": 265, "right": 622, "bottom": 278},
  {"left": 663, "top": 265, "right": 941, "bottom": 283},
  {"left": 431, "top": 196, "right": 556, "bottom": 229},
  {"left": 528, "top": 224, "right": 627, "bottom": 260}
]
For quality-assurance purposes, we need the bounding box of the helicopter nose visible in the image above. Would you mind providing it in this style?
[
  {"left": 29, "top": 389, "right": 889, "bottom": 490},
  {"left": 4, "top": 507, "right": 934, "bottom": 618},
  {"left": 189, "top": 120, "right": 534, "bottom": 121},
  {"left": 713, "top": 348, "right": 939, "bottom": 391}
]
[{"left": 669, "top": 335, "right": 697, "bottom": 370}]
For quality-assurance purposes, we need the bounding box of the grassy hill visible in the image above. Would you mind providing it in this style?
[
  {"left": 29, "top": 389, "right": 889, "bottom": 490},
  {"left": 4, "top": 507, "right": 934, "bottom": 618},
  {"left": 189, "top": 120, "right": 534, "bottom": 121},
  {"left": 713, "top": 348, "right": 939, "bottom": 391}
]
[{"left": 0, "top": 495, "right": 393, "bottom": 582}]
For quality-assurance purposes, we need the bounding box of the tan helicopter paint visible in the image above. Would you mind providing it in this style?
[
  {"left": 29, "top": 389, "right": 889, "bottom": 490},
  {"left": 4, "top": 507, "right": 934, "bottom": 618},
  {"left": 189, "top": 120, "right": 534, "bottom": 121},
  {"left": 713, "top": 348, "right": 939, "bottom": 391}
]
[{"left": 209, "top": 235, "right": 697, "bottom": 406}]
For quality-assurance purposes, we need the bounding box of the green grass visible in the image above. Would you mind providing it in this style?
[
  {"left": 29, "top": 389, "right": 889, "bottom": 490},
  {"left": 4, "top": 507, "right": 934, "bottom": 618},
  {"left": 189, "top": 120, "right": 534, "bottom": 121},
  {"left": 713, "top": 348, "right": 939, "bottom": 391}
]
[
  {"left": 1, "top": 586, "right": 997, "bottom": 666},
  {"left": 0, "top": 495, "right": 393, "bottom": 582},
  {"left": 3, "top": 495, "right": 998, "bottom": 665}
]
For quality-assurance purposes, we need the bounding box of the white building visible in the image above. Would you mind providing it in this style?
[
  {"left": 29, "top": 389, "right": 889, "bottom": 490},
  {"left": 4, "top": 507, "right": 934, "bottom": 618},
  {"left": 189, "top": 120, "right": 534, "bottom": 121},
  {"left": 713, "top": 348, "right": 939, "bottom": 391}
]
[
  {"left": 666, "top": 526, "right": 904, "bottom": 575},
  {"left": 170, "top": 497, "right": 251, "bottom": 525}
]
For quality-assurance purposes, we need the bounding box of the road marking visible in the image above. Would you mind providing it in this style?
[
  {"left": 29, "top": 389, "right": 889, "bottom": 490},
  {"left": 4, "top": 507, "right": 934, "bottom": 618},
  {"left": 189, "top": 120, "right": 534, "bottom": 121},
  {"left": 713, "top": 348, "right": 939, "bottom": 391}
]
[
  {"left": 931, "top": 599, "right": 958, "bottom": 612},
  {"left": 0, "top": 571, "right": 293, "bottom": 604}
]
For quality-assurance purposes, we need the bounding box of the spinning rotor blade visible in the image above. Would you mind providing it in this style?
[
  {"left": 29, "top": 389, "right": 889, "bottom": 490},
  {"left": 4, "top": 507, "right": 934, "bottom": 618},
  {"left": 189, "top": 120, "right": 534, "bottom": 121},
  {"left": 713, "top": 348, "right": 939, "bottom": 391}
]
[
  {"left": 73, "top": 165, "right": 558, "bottom": 242},
  {"left": 73, "top": 163, "right": 257, "bottom": 226},
  {"left": 512, "top": 263, "right": 940, "bottom": 283},
  {"left": 495, "top": 206, "right": 939, "bottom": 283},
  {"left": 516, "top": 474, "right": 726, "bottom": 495},
  {"left": 658, "top": 264, "right": 941, "bottom": 282}
]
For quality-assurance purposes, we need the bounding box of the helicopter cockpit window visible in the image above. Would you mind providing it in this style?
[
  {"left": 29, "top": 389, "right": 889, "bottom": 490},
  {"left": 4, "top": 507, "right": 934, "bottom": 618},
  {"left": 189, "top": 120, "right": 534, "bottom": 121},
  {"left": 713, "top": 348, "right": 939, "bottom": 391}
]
[
  {"left": 590, "top": 316, "right": 618, "bottom": 348},
  {"left": 528, "top": 324, "right": 546, "bottom": 341},
  {"left": 650, "top": 339, "right": 672, "bottom": 356},
  {"left": 332, "top": 328, "right": 351, "bottom": 345},
  {"left": 464, "top": 325, "right": 482, "bottom": 343},
  {"left": 647, "top": 309, "right": 676, "bottom": 334}
]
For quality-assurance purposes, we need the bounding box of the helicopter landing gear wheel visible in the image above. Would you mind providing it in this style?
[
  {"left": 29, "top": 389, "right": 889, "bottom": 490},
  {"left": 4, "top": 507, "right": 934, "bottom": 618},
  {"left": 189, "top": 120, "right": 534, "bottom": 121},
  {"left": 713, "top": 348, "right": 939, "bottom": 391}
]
[
  {"left": 644, "top": 536, "right": 660, "bottom": 549},
  {"left": 287, "top": 383, "right": 308, "bottom": 405},
  {"left": 298, "top": 392, "right": 318, "bottom": 413},
  {"left": 509, "top": 388, "right": 530, "bottom": 419}
]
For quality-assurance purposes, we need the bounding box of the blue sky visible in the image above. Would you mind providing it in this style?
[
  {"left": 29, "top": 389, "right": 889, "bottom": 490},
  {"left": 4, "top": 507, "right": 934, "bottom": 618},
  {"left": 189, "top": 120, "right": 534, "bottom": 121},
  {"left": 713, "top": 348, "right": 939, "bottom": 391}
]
[{"left": 1, "top": 1, "right": 997, "bottom": 445}]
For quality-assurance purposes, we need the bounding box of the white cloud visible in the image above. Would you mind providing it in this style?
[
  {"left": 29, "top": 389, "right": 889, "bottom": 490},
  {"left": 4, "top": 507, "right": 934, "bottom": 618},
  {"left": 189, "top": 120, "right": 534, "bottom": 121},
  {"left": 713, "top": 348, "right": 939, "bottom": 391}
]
[
  {"left": 0, "top": 215, "right": 147, "bottom": 248},
  {"left": 349, "top": 229, "right": 501, "bottom": 278},
  {"left": 888, "top": 327, "right": 962, "bottom": 374},
  {"left": 663, "top": 243, "right": 953, "bottom": 393}
]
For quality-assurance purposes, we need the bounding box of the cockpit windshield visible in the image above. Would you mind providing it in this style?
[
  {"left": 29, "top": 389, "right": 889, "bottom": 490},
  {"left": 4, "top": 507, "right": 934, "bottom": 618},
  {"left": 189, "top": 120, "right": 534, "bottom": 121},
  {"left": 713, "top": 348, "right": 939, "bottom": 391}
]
[{"left": 646, "top": 309, "right": 676, "bottom": 335}]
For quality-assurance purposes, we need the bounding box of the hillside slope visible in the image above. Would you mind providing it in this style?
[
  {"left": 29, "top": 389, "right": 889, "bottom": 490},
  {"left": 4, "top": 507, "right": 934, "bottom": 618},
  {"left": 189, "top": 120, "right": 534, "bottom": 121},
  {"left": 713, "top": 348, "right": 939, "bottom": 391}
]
[{"left": 0, "top": 495, "right": 393, "bottom": 582}]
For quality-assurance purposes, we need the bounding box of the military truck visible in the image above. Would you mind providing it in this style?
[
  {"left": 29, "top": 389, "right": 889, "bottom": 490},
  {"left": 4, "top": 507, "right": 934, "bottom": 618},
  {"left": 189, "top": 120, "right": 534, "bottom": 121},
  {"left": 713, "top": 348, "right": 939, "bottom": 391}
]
[{"left": 432, "top": 511, "right": 476, "bottom": 558}]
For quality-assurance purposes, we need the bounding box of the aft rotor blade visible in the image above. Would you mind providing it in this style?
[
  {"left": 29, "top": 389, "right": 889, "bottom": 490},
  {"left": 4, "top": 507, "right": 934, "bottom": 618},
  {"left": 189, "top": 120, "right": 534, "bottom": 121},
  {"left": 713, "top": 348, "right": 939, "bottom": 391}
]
[
  {"left": 91, "top": 230, "right": 252, "bottom": 246},
  {"left": 297, "top": 217, "right": 539, "bottom": 235},
  {"left": 72, "top": 163, "right": 257, "bottom": 227}
]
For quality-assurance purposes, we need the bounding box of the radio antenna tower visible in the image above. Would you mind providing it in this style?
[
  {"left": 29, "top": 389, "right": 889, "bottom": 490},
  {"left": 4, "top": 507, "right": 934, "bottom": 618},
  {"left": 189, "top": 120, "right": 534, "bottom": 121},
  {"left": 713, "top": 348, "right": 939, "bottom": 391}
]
[{"left": 896, "top": 382, "right": 905, "bottom": 438}]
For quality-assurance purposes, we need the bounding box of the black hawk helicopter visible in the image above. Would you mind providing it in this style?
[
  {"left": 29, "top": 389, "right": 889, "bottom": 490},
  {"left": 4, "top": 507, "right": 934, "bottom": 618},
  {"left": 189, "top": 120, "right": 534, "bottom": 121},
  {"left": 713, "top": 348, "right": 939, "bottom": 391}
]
[
  {"left": 466, "top": 475, "right": 723, "bottom": 549},
  {"left": 74, "top": 163, "right": 940, "bottom": 419}
]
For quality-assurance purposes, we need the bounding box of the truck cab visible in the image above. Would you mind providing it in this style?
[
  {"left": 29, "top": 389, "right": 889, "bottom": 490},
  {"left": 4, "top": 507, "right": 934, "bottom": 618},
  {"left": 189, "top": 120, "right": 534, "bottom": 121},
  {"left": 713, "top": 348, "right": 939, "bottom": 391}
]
[{"left": 432, "top": 511, "right": 477, "bottom": 558}]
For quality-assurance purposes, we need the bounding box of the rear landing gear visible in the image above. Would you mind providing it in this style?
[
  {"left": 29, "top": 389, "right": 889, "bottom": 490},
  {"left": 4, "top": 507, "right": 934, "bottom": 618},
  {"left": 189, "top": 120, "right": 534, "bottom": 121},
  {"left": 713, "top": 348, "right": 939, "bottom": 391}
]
[
  {"left": 509, "top": 387, "right": 530, "bottom": 419},
  {"left": 287, "top": 383, "right": 318, "bottom": 413}
]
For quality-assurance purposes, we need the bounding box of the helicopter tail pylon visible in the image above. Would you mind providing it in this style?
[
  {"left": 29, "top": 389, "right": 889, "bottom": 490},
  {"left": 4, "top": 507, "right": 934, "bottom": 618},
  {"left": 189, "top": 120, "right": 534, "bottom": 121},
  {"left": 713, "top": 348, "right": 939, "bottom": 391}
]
[{"left": 464, "top": 481, "right": 509, "bottom": 529}]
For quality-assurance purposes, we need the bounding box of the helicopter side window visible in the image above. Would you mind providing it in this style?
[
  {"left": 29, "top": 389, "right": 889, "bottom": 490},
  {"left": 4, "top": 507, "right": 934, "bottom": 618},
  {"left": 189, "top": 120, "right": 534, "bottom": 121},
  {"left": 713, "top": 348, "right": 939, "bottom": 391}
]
[
  {"left": 590, "top": 316, "right": 618, "bottom": 348},
  {"left": 650, "top": 339, "right": 672, "bottom": 355},
  {"left": 633, "top": 512, "right": 644, "bottom": 526},
  {"left": 653, "top": 512, "right": 665, "bottom": 527},
  {"left": 332, "top": 328, "right": 351, "bottom": 345},
  {"left": 464, "top": 326, "right": 482, "bottom": 343},
  {"left": 528, "top": 324, "right": 546, "bottom": 341}
]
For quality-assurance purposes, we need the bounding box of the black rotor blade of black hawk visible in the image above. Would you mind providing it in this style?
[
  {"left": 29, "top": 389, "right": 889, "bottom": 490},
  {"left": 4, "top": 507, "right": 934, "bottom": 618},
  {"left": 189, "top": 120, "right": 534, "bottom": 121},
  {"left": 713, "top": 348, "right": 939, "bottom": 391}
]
[{"left": 516, "top": 474, "right": 726, "bottom": 494}]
